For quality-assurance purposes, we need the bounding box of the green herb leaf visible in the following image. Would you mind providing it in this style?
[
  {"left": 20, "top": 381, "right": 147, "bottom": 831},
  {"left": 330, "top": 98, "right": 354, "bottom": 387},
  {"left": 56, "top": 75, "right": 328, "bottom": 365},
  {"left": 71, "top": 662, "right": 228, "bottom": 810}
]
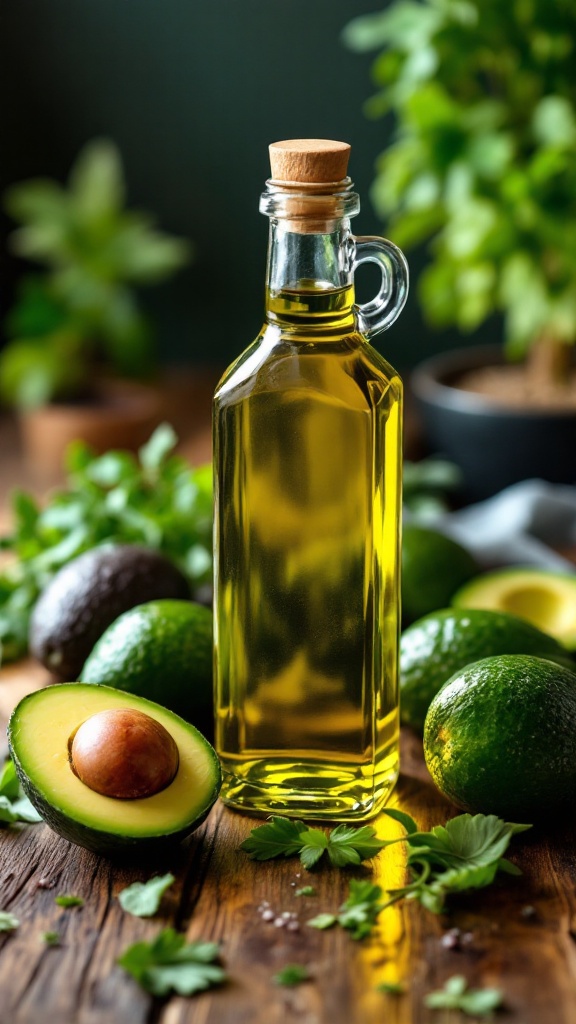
[
  {"left": 295, "top": 886, "right": 316, "bottom": 897},
  {"left": 272, "top": 964, "right": 310, "bottom": 987},
  {"left": 377, "top": 981, "right": 405, "bottom": 995},
  {"left": 306, "top": 913, "right": 337, "bottom": 931},
  {"left": 424, "top": 975, "right": 503, "bottom": 1016},
  {"left": 42, "top": 931, "right": 61, "bottom": 946},
  {"left": 55, "top": 895, "right": 84, "bottom": 908},
  {"left": 139, "top": 424, "right": 178, "bottom": 473},
  {"left": 337, "top": 880, "right": 385, "bottom": 940},
  {"left": 327, "top": 824, "right": 387, "bottom": 867},
  {"left": 118, "top": 873, "right": 175, "bottom": 918},
  {"left": 118, "top": 928, "right": 227, "bottom": 997},
  {"left": 0, "top": 911, "right": 19, "bottom": 932},
  {"left": 0, "top": 760, "right": 43, "bottom": 824},
  {"left": 0, "top": 759, "right": 20, "bottom": 800},
  {"left": 299, "top": 829, "right": 329, "bottom": 869},
  {"left": 240, "top": 817, "right": 308, "bottom": 861},
  {"left": 0, "top": 796, "right": 19, "bottom": 824},
  {"left": 240, "top": 817, "right": 386, "bottom": 869}
]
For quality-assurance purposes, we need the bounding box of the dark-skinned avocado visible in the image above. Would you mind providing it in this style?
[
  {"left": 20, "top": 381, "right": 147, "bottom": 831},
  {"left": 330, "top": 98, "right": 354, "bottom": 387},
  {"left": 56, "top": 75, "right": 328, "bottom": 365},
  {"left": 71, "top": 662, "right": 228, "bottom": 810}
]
[
  {"left": 30, "top": 545, "right": 191, "bottom": 680},
  {"left": 8, "top": 684, "right": 221, "bottom": 857}
]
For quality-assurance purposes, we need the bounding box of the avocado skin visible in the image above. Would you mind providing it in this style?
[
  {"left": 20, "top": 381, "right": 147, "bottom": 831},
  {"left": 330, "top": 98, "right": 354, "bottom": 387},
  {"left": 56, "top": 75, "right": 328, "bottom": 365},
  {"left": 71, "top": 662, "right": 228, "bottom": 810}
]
[
  {"left": 424, "top": 654, "right": 576, "bottom": 819},
  {"left": 9, "top": 756, "right": 217, "bottom": 858},
  {"left": 30, "top": 546, "right": 190, "bottom": 681},
  {"left": 401, "top": 607, "right": 575, "bottom": 732}
]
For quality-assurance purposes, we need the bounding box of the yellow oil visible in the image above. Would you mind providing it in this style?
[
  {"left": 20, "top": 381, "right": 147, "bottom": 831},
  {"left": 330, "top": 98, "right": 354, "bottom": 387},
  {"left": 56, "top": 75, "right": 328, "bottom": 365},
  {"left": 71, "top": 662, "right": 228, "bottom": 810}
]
[{"left": 213, "top": 282, "right": 402, "bottom": 820}]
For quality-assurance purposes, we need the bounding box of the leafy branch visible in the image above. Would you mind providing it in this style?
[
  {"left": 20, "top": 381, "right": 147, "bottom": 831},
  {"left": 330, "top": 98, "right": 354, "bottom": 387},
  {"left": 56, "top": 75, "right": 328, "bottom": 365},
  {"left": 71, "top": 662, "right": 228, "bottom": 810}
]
[{"left": 375, "top": 808, "right": 531, "bottom": 915}]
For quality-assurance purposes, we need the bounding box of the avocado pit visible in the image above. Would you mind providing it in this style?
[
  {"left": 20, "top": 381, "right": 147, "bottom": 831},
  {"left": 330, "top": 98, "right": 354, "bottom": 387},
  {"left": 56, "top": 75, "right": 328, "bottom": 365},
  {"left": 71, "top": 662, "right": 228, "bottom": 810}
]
[{"left": 69, "top": 708, "right": 179, "bottom": 799}]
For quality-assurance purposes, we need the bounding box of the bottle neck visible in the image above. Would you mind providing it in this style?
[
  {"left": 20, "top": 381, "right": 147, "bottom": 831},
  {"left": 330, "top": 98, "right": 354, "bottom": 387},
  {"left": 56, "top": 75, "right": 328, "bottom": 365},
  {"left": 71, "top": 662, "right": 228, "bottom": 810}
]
[
  {"left": 265, "top": 221, "right": 356, "bottom": 331},
  {"left": 260, "top": 182, "right": 361, "bottom": 334}
]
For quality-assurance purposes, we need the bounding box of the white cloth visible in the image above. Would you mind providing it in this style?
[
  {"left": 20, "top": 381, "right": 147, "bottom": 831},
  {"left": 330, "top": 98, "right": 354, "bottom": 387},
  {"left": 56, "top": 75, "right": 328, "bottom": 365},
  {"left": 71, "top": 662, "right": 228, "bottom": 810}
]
[{"left": 413, "top": 480, "right": 576, "bottom": 572}]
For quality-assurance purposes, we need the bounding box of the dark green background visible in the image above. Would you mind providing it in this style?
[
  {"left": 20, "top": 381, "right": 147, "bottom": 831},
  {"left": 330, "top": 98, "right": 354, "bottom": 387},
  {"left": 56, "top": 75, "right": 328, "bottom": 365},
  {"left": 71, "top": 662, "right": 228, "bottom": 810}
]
[{"left": 0, "top": 0, "right": 484, "bottom": 374}]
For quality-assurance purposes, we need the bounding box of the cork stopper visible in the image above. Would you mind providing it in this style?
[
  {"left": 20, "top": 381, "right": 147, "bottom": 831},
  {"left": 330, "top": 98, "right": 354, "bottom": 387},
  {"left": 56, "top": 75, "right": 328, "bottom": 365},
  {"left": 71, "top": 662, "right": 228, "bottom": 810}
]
[{"left": 269, "top": 139, "right": 351, "bottom": 185}]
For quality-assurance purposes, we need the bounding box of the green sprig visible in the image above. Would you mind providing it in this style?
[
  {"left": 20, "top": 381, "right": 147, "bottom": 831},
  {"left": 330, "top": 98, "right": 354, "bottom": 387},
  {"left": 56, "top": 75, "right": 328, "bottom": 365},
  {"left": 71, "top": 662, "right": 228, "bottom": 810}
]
[
  {"left": 240, "top": 817, "right": 386, "bottom": 869},
  {"left": 425, "top": 975, "right": 503, "bottom": 1017},
  {"left": 377, "top": 809, "right": 531, "bottom": 914}
]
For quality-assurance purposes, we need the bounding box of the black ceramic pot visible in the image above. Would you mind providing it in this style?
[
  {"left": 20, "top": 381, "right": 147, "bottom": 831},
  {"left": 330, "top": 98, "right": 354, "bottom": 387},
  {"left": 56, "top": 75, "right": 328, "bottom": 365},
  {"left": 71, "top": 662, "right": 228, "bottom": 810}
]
[{"left": 411, "top": 345, "right": 576, "bottom": 502}]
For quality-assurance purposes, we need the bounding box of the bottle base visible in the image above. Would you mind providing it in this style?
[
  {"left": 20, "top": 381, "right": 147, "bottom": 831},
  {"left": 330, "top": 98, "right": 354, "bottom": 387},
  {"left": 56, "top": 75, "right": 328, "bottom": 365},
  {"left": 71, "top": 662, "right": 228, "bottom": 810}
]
[{"left": 218, "top": 753, "right": 400, "bottom": 822}]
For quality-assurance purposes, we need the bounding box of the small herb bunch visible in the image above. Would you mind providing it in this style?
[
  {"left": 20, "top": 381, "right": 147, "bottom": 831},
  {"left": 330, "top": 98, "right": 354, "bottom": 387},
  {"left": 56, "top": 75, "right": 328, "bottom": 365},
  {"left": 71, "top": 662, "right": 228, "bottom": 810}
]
[
  {"left": 0, "top": 138, "right": 190, "bottom": 409},
  {"left": 242, "top": 809, "right": 530, "bottom": 928},
  {"left": 0, "top": 425, "right": 212, "bottom": 664}
]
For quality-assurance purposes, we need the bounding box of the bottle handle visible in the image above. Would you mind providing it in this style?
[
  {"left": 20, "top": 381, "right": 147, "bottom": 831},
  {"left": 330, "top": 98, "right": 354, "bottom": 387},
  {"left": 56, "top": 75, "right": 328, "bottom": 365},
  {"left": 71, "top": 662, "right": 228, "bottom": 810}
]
[{"left": 352, "top": 235, "right": 409, "bottom": 340}]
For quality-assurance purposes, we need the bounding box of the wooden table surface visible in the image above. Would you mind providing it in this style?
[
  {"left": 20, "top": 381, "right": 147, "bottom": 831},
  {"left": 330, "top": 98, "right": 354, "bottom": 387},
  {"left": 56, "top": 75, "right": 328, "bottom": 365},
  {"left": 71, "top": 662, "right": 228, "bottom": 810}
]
[{"left": 1, "top": 399, "right": 576, "bottom": 1024}]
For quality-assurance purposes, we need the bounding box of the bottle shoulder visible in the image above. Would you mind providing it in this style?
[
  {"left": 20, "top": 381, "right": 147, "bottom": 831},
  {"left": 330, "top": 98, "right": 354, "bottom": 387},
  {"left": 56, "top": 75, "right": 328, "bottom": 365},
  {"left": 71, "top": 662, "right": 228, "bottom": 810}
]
[{"left": 214, "top": 325, "right": 402, "bottom": 410}]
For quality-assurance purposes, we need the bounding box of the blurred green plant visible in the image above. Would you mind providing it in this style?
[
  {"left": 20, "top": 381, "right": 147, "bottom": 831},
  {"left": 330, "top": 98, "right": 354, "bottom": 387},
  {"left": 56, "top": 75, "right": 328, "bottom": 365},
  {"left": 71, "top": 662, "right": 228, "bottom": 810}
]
[
  {"left": 0, "top": 424, "right": 212, "bottom": 664},
  {"left": 403, "top": 456, "right": 463, "bottom": 518},
  {"left": 343, "top": 0, "right": 576, "bottom": 376},
  {"left": 0, "top": 140, "right": 190, "bottom": 408}
]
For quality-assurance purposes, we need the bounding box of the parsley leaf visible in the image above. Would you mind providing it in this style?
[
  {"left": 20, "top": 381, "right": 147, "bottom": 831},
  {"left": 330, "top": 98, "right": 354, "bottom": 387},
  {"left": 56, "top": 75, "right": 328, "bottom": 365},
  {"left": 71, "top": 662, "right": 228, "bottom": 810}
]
[
  {"left": 240, "top": 817, "right": 307, "bottom": 861},
  {"left": 425, "top": 975, "right": 503, "bottom": 1017},
  {"left": 55, "top": 895, "right": 84, "bottom": 908},
  {"left": 295, "top": 886, "right": 316, "bottom": 897},
  {"left": 307, "top": 882, "right": 384, "bottom": 941},
  {"left": 118, "top": 928, "right": 227, "bottom": 997},
  {"left": 42, "top": 931, "right": 60, "bottom": 946},
  {"left": 0, "top": 759, "right": 43, "bottom": 825},
  {"left": 307, "top": 913, "right": 337, "bottom": 930},
  {"left": 0, "top": 911, "right": 19, "bottom": 932},
  {"left": 337, "top": 880, "right": 385, "bottom": 940},
  {"left": 118, "top": 873, "right": 175, "bottom": 918},
  {"left": 240, "top": 817, "right": 386, "bottom": 869},
  {"left": 273, "top": 964, "right": 310, "bottom": 987},
  {"left": 0, "top": 759, "right": 20, "bottom": 800}
]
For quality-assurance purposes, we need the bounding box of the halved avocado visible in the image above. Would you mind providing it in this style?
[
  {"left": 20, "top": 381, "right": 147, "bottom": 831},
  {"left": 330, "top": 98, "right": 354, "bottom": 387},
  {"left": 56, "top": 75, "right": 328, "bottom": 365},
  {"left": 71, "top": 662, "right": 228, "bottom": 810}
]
[
  {"left": 8, "top": 684, "right": 221, "bottom": 857},
  {"left": 453, "top": 568, "right": 576, "bottom": 650}
]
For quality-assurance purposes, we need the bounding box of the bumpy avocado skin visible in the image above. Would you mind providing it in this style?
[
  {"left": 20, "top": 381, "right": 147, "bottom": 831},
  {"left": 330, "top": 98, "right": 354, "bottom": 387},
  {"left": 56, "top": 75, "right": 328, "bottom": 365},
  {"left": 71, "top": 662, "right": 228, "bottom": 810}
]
[
  {"left": 7, "top": 688, "right": 222, "bottom": 859},
  {"left": 400, "top": 607, "right": 575, "bottom": 732},
  {"left": 30, "top": 545, "right": 191, "bottom": 680},
  {"left": 424, "top": 654, "right": 576, "bottom": 819}
]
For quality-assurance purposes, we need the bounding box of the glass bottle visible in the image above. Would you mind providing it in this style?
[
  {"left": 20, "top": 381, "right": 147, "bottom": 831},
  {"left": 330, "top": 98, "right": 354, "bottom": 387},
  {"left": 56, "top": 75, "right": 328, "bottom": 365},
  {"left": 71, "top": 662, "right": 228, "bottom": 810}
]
[{"left": 213, "top": 139, "right": 408, "bottom": 820}]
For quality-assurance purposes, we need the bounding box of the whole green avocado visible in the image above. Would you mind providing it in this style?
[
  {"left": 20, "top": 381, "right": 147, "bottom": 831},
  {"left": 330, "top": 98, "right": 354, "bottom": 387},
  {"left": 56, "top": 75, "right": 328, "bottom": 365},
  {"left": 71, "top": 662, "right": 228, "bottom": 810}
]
[
  {"left": 30, "top": 545, "right": 190, "bottom": 680},
  {"left": 400, "top": 607, "right": 574, "bottom": 732}
]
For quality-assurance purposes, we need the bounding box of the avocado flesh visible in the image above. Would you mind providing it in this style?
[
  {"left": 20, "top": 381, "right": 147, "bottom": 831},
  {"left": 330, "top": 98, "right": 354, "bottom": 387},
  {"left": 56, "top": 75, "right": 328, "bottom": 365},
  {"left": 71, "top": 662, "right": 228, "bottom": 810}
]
[
  {"left": 8, "top": 684, "right": 221, "bottom": 856},
  {"left": 453, "top": 569, "right": 576, "bottom": 649}
]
